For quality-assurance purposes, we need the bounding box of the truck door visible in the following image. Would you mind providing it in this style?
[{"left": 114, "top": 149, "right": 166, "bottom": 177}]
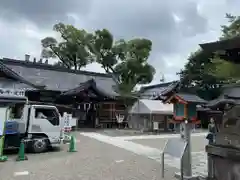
[{"left": 29, "top": 105, "right": 61, "bottom": 143}]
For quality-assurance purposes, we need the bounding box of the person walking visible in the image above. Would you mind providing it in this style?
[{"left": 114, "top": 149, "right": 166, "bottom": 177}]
[{"left": 206, "top": 118, "right": 217, "bottom": 144}]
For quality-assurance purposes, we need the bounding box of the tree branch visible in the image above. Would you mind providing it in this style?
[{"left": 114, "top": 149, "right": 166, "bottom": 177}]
[{"left": 49, "top": 45, "right": 71, "bottom": 68}]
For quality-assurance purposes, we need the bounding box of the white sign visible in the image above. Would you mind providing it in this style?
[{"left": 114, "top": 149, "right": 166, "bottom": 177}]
[
  {"left": 63, "top": 112, "right": 69, "bottom": 127},
  {"left": 0, "top": 88, "right": 25, "bottom": 97},
  {"left": 66, "top": 114, "right": 72, "bottom": 127},
  {"left": 116, "top": 114, "right": 124, "bottom": 124},
  {"left": 63, "top": 112, "right": 73, "bottom": 130},
  {"left": 153, "top": 122, "right": 159, "bottom": 130}
]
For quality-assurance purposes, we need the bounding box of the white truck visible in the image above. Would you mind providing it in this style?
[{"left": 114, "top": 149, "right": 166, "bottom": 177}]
[{"left": 0, "top": 89, "right": 62, "bottom": 153}]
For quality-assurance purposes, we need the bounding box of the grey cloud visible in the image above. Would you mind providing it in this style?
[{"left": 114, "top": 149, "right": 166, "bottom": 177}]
[
  {"left": 0, "top": 0, "right": 208, "bottom": 55},
  {"left": 176, "top": 2, "right": 207, "bottom": 36},
  {"left": 0, "top": 0, "right": 92, "bottom": 27},
  {"left": 85, "top": 0, "right": 208, "bottom": 55},
  {"left": 81, "top": 0, "right": 207, "bottom": 76},
  {"left": 0, "top": 0, "right": 220, "bottom": 82}
]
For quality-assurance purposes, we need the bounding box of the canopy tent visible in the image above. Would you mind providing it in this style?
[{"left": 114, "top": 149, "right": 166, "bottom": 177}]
[{"left": 130, "top": 99, "right": 173, "bottom": 115}]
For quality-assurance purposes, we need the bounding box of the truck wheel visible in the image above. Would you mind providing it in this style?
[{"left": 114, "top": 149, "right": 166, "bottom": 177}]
[{"left": 32, "top": 138, "right": 48, "bottom": 153}]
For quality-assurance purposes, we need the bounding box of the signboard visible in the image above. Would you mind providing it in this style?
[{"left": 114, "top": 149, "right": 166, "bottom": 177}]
[
  {"left": 0, "top": 88, "right": 25, "bottom": 97},
  {"left": 66, "top": 114, "right": 72, "bottom": 127},
  {"left": 153, "top": 122, "right": 159, "bottom": 130},
  {"left": 163, "top": 138, "right": 186, "bottom": 158},
  {"left": 116, "top": 114, "right": 124, "bottom": 124},
  {"left": 63, "top": 112, "right": 72, "bottom": 132},
  {"left": 161, "top": 138, "right": 187, "bottom": 179}
]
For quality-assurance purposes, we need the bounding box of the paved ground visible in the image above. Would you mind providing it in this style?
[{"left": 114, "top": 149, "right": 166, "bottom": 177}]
[
  {"left": 0, "top": 132, "right": 178, "bottom": 180},
  {"left": 97, "top": 129, "right": 207, "bottom": 137},
  {"left": 131, "top": 136, "right": 208, "bottom": 152},
  {"left": 80, "top": 131, "right": 208, "bottom": 177}
]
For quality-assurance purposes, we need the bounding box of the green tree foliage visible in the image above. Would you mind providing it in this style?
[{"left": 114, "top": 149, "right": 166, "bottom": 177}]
[
  {"left": 221, "top": 13, "right": 240, "bottom": 40},
  {"left": 42, "top": 25, "right": 155, "bottom": 94},
  {"left": 207, "top": 14, "right": 240, "bottom": 81},
  {"left": 41, "top": 23, "right": 92, "bottom": 70},
  {"left": 89, "top": 29, "right": 155, "bottom": 94},
  {"left": 178, "top": 13, "right": 240, "bottom": 99}
]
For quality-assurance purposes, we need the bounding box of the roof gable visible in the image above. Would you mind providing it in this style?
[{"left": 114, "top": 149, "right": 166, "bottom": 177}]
[
  {"left": 61, "top": 79, "right": 118, "bottom": 99},
  {"left": 175, "top": 93, "right": 206, "bottom": 104},
  {"left": 140, "top": 81, "right": 179, "bottom": 99},
  {"left": 140, "top": 81, "right": 177, "bottom": 92}
]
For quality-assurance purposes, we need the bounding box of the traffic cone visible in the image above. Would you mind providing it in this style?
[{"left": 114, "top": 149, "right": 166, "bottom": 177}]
[
  {"left": 0, "top": 137, "right": 7, "bottom": 162},
  {"left": 16, "top": 140, "right": 28, "bottom": 161},
  {"left": 68, "top": 135, "right": 77, "bottom": 152},
  {"left": 0, "top": 155, "right": 8, "bottom": 162}
]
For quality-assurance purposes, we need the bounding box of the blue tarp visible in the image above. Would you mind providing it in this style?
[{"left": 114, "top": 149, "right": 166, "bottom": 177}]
[{"left": 5, "top": 120, "right": 19, "bottom": 134}]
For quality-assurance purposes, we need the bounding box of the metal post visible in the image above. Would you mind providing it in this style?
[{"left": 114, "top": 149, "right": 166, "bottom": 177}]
[
  {"left": 175, "top": 120, "right": 198, "bottom": 180},
  {"left": 181, "top": 156, "right": 184, "bottom": 180},
  {"left": 182, "top": 121, "right": 192, "bottom": 177},
  {"left": 161, "top": 152, "right": 165, "bottom": 178}
]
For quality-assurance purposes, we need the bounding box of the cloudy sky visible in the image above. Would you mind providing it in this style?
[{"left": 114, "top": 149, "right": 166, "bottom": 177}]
[{"left": 0, "top": 0, "right": 239, "bottom": 85}]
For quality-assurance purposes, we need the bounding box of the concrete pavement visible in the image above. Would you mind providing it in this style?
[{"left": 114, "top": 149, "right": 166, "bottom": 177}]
[
  {"left": 80, "top": 131, "right": 208, "bottom": 177},
  {"left": 0, "top": 133, "right": 178, "bottom": 180}
]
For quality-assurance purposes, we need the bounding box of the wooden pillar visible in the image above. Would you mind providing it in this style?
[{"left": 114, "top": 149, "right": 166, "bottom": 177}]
[{"left": 184, "top": 104, "right": 188, "bottom": 119}]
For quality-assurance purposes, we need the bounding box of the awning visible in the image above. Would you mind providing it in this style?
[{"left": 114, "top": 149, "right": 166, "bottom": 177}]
[{"left": 129, "top": 99, "right": 173, "bottom": 115}]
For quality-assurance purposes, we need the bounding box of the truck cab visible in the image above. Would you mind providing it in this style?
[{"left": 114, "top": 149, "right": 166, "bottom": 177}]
[
  {"left": 27, "top": 105, "right": 62, "bottom": 149},
  {"left": 0, "top": 89, "right": 62, "bottom": 153}
]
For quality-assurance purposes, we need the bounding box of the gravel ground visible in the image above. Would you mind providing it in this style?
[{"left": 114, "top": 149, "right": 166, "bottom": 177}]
[{"left": 0, "top": 133, "right": 178, "bottom": 180}]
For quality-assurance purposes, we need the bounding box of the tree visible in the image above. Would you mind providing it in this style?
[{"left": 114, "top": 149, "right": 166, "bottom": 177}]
[
  {"left": 221, "top": 13, "right": 240, "bottom": 40},
  {"left": 41, "top": 23, "right": 92, "bottom": 70},
  {"left": 89, "top": 29, "right": 155, "bottom": 94},
  {"left": 178, "top": 13, "right": 240, "bottom": 100},
  {"left": 206, "top": 14, "right": 240, "bottom": 81},
  {"left": 178, "top": 49, "right": 222, "bottom": 100}
]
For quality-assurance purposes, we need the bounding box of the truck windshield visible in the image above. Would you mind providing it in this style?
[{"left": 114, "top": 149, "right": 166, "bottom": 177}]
[{"left": 35, "top": 108, "right": 59, "bottom": 126}]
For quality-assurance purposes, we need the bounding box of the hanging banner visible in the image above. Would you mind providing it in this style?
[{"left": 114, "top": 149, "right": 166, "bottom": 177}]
[
  {"left": 0, "top": 88, "right": 25, "bottom": 97},
  {"left": 63, "top": 112, "right": 72, "bottom": 132}
]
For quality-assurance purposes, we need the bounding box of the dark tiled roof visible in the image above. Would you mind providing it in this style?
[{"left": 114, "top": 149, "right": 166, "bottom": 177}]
[
  {"left": 200, "top": 36, "right": 240, "bottom": 52},
  {"left": 176, "top": 93, "right": 206, "bottom": 103},
  {"left": 0, "top": 61, "right": 41, "bottom": 89},
  {"left": 2, "top": 58, "right": 112, "bottom": 77},
  {"left": 62, "top": 79, "right": 116, "bottom": 99},
  {"left": 140, "top": 81, "right": 177, "bottom": 92},
  {"left": 140, "top": 81, "right": 178, "bottom": 100},
  {"left": 152, "top": 81, "right": 180, "bottom": 101},
  {"left": 1, "top": 58, "right": 118, "bottom": 97},
  {"left": 160, "top": 81, "right": 180, "bottom": 96}
]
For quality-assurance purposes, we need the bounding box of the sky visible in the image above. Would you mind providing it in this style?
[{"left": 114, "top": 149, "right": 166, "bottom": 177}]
[{"left": 0, "top": 0, "right": 239, "bottom": 85}]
